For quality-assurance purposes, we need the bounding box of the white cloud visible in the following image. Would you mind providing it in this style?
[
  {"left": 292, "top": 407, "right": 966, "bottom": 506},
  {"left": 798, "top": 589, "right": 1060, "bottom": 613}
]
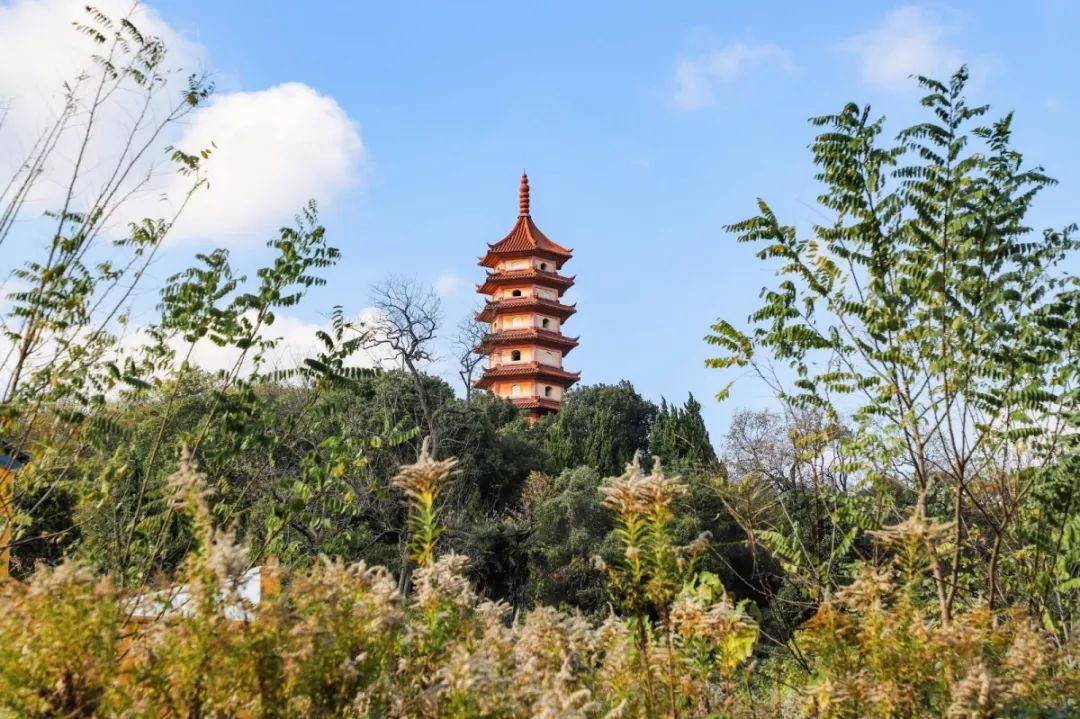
[
  {"left": 139, "top": 83, "right": 365, "bottom": 246},
  {"left": 0, "top": 0, "right": 204, "bottom": 144},
  {"left": 672, "top": 42, "right": 793, "bottom": 109},
  {"left": 434, "top": 272, "right": 462, "bottom": 297},
  {"left": 841, "top": 6, "right": 962, "bottom": 91},
  {"left": 0, "top": 0, "right": 365, "bottom": 247},
  {"left": 0, "top": 0, "right": 204, "bottom": 211},
  {"left": 0, "top": 309, "right": 386, "bottom": 395},
  {"left": 177, "top": 310, "right": 382, "bottom": 377}
]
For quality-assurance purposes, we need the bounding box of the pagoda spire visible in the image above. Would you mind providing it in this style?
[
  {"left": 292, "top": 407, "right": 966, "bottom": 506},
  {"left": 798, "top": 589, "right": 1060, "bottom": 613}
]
[{"left": 519, "top": 171, "right": 530, "bottom": 216}]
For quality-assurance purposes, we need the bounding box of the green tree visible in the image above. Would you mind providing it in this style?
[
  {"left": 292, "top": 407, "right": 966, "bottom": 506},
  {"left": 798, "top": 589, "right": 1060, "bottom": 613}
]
[
  {"left": 707, "top": 67, "right": 1080, "bottom": 626},
  {"left": 524, "top": 465, "right": 613, "bottom": 612},
  {"left": 544, "top": 381, "right": 656, "bottom": 476},
  {"left": 649, "top": 393, "right": 718, "bottom": 471}
]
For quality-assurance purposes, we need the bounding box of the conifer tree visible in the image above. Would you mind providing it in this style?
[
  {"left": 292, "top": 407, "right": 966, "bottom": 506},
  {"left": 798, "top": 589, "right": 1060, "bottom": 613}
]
[{"left": 649, "top": 394, "right": 717, "bottom": 470}]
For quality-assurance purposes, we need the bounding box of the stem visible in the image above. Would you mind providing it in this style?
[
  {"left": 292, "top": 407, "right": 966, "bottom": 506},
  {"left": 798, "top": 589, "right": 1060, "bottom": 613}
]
[{"left": 635, "top": 615, "right": 657, "bottom": 719}]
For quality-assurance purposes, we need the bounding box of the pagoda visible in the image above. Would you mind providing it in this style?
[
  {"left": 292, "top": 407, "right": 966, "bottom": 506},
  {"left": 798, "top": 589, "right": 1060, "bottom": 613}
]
[{"left": 473, "top": 173, "right": 580, "bottom": 422}]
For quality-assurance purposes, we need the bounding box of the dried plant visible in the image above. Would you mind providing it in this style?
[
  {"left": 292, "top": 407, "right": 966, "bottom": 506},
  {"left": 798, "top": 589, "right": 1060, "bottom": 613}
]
[
  {"left": 392, "top": 438, "right": 459, "bottom": 567},
  {"left": 0, "top": 451, "right": 1076, "bottom": 718}
]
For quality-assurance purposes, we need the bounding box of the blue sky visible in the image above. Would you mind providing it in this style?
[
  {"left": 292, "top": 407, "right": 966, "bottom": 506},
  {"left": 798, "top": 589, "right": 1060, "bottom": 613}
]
[{"left": 4, "top": 1, "right": 1080, "bottom": 442}]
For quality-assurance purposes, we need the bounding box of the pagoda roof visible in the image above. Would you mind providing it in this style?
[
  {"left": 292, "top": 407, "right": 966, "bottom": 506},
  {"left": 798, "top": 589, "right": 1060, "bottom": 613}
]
[
  {"left": 476, "top": 269, "right": 575, "bottom": 296},
  {"left": 473, "top": 361, "right": 581, "bottom": 390},
  {"left": 479, "top": 173, "right": 573, "bottom": 268},
  {"left": 507, "top": 395, "right": 564, "bottom": 412},
  {"left": 476, "top": 296, "right": 577, "bottom": 322},
  {"left": 477, "top": 328, "right": 580, "bottom": 355}
]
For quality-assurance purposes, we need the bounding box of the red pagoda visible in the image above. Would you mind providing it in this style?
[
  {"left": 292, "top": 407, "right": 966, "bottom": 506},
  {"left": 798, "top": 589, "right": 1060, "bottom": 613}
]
[{"left": 473, "top": 173, "right": 580, "bottom": 422}]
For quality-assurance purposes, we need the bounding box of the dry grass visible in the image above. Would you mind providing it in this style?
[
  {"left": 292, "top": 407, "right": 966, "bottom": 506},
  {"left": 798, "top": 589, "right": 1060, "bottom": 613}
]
[{"left": 0, "top": 451, "right": 1076, "bottom": 718}]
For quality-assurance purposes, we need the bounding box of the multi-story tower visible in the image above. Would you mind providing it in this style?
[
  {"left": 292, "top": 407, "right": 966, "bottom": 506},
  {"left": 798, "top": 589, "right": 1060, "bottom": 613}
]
[{"left": 474, "top": 173, "right": 580, "bottom": 422}]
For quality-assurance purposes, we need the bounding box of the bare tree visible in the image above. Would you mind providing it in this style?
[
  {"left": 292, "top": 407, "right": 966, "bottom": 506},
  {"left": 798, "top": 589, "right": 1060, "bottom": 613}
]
[
  {"left": 365, "top": 276, "right": 443, "bottom": 451},
  {"left": 723, "top": 408, "right": 849, "bottom": 494},
  {"left": 453, "top": 311, "right": 487, "bottom": 402}
]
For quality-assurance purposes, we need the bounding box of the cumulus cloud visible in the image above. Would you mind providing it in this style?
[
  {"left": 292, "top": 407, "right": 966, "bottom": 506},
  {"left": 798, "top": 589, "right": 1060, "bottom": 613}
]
[
  {"left": 672, "top": 42, "right": 793, "bottom": 109},
  {"left": 135, "top": 83, "right": 365, "bottom": 246},
  {"left": 0, "top": 0, "right": 203, "bottom": 146},
  {"left": 0, "top": 0, "right": 365, "bottom": 247},
  {"left": 841, "top": 6, "right": 963, "bottom": 91}
]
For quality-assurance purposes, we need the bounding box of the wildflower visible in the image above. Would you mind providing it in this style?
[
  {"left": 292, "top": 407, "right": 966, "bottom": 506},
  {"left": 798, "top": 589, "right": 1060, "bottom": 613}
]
[
  {"left": 412, "top": 553, "right": 475, "bottom": 612},
  {"left": 948, "top": 661, "right": 994, "bottom": 718},
  {"left": 600, "top": 455, "right": 685, "bottom": 519},
  {"left": 392, "top": 438, "right": 458, "bottom": 566},
  {"left": 835, "top": 565, "right": 894, "bottom": 612},
  {"left": 25, "top": 560, "right": 95, "bottom": 598},
  {"left": 999, "top": 617, "right": 1047, "bottom": 702},
  {"left": 390, "top": 438, "right": 458, "bottom": 501},
  {"left": 166, "top": 445, "right": 211, "bottom": 513},
  {"left": 669, "top": 589, "right": 758, "bottom": 676},
  {"left": 869, "top": 505, "right": 954, "bottom": 549}
]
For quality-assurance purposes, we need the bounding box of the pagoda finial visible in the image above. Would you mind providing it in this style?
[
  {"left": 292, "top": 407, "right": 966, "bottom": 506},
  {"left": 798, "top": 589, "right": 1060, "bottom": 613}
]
[{"left": 519, "top": 171, "right": 530, "bottom": 216}]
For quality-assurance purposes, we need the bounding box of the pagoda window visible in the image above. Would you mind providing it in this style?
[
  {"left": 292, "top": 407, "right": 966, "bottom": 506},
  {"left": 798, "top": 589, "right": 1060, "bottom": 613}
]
[
  {"left": 511, "top": 384, "right": 521, "bottom": 396},
  {"left": 511, "top": 289, "right": 523, "bottom": 297},
  {"left": 544, "top": 386, "right": 553, "bottom": 397},
  {"left": 544, "top": 351, "right": 553, "bottom": 365},
  {"left": 539, "top": 262, "right": 549, "bottom": 271},
  {"left": 511, "top": 316, "right": 523, "bottom": 328},
  {"left": 541, "top": 318, "right": 550, "bottom": 329},
  {"left": 511, "top": 350, "right": 521, "bottom": 361}
]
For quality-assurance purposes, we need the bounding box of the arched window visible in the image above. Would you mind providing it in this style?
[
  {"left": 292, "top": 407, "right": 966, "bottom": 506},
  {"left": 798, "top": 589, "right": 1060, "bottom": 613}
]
[
  {"left": 510, "top": 350, "right": 521, "bottom": 361},
  {"left": 511, "top": 289, "right": 523, "bottom": 297},
  {"left": 539, "top": 262, "right": 548, "bottom": 271},
  {"left": 544, "top": 386, "right": 553, "bottom": 397},
  {"left": 511, "top": 384, "right": 521, "bottom": 396},
  {"left": 541, "top": 318, "right": 550, "bottom": 329}
]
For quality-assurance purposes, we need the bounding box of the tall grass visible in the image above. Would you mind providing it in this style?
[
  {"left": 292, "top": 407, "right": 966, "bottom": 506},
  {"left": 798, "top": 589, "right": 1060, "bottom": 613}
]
[{"left": 0, "top": 450, "right": 1075, "bottom": 718}]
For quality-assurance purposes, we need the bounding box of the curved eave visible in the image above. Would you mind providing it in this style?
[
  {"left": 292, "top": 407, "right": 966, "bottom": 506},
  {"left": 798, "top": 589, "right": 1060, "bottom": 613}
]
[
  {"left": 473, "top": 362, "right": 581, "bottom": 389},
  {"left": 480, "top": 215, "right": 573, "bottom": 266},
  {"left": 478, "top": 247, "right": 573, "bottom": 270},
  {"left": 475, "top": 298, "right": 577, "bottom": 322},
  {"left": 510, "top": 396, "right": 564, "bottom": 412},
  {"left": 476, "top": 270, "right": 576, "bottom": 297},
  {"left": 476, "top": 330, "right": 580, "bottom": 356}
]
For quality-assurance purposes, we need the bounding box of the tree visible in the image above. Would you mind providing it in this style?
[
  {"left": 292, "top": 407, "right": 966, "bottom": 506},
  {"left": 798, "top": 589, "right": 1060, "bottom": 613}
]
[
  {"left": 0, "top": 5, "right": 215, "bottom": 580},
  {"left": 544, "top": 381, "right": 656, "bottom": 476},
  {"left": 365, "top": 276, "right": 443, "bottom": 452},
  {"left": 524, "top": 465, "right": 612, "bottom": 612},
  {"left": 2, "top": 7, "right": 212, "bottom": 413},
  {"left": 649, "top": 393, "right": 718, "bottom": 471},
  {"left": 452, "top": 311, "right": 486, "bottom": 402},
  {"left": 707, "top": 67, "right": 1080, "bottom": 625}
]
